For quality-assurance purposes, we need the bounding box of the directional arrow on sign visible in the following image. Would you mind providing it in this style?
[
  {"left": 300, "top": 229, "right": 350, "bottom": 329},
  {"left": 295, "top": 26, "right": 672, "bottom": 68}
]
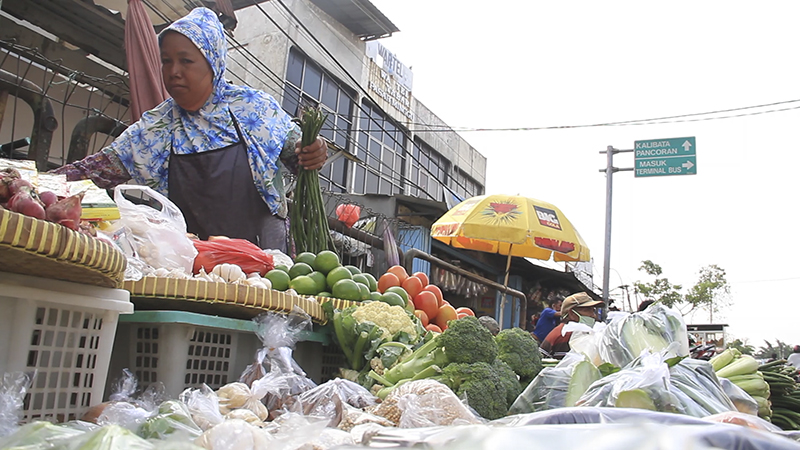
[
  {"left": 682, "top": 140, "right": 692, "bottom": 152},
  {"left": 682, "top": 160, "right": 695, "bottom": 170}
]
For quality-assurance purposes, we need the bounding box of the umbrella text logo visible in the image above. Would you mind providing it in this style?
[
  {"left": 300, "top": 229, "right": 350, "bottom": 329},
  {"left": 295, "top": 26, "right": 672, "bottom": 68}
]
[{"left": 534, "top": 206, "right": 562, "bottom": 230}]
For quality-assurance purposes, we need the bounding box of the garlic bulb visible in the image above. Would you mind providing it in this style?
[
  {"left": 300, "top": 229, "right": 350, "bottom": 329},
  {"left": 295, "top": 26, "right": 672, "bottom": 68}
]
[
  {"left": 243, "top": 277, "right": 270, "bottom": 289},
  {"left": 211, "top": 263, "right": 247, "bottom": 283}
]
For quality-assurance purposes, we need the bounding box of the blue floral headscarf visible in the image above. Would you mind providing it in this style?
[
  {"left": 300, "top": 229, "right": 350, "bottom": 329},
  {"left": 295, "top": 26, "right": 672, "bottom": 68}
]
[{"left": 107, "top": 7, "right": 299, "bottom": 218}]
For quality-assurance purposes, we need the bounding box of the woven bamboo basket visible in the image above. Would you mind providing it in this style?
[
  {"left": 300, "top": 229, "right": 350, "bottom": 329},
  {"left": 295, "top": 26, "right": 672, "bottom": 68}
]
[
  {"left": 0, "top": 209, "right": 126, "bottom": 287},
  {"left": 123, "top": 276, "right": 358, "bottom": 323}
]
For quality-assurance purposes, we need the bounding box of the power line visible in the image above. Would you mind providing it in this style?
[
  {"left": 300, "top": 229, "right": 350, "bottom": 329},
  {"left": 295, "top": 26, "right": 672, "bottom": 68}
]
[{"left": 405, "top": 99, "right": 800, "bottom": 133}]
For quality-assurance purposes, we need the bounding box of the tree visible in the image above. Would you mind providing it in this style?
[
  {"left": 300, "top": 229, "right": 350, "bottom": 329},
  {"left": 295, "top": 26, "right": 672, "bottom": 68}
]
[
  {"left": 633, "top": 261, "right": 731, "bottom": 319},
  {"left": 755, "top": 339, "right": 792, "bottom": 360},
  {"left": 684, "top": 265, "right": 731, "bottom": 322},
  {"left": 727, "top": 338, "right": 755, "bottom": 355},
  {"left": 633, "top": 261, "right": 682, "bottom": 308}
]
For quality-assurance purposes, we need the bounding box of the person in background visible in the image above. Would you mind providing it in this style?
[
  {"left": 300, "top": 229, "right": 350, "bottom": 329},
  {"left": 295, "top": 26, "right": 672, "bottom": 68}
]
[
  {"left": 533, "top": 298, "right": 563, "bottom": 342},
  {"left": 539, "top": 292, "right": 604, "bottom": 358},
  {"left": 526, "top": 312, "right": 540, "bottom": 334},
  {"left": 52, "top": 7, "right": 327, "bottom": 252},
  {"left": 787, "top": 346, "right": 800, "bottom": 368},
  {"left": 478, "top": 315, "right": 500, "bottom": 336}
]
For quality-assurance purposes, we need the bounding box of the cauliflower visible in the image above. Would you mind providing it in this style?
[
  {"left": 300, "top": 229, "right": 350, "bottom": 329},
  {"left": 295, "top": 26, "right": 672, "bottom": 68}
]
[{"left": 351, "top": 301, "right": 417, "bottom": 341}]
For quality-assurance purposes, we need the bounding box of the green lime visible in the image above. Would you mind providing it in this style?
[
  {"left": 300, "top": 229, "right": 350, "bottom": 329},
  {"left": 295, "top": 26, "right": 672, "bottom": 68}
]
[
  {"left": 275, "top": 264, "right": 290, "bottom": 273},
  {"left": 290, "top": 275, "right": 319, "bottom": 295},
  {"left": 344, "top": 265, "right": 362, "bottom": 275},
  {"left": 370, "top": 291, "right": 383, "bottom": 301},
  {"left": 288, "top": 262, "right": 313, "bottom": 279},
  {"left": 317, "top": 291, "right": 331, "bottom": 298},
  {"left": 295, "top": 252, "right": 317, "bottom": 266},
  {"left": 332, "top": 279, "right": 362, "bottom": 301},
  {"left": 326, "top": 266, "right": 354, "bottom": 290},
  {"left": 357, "top": 283, "right": 371, "bottom": 301},
  {"left": 381, "top": 292, "right": 405, "bottom": 307},
  {"left": 313, "top": 250, "right": 340, "bottom": 275},
  {"left": 352, "top": 273, "right": 371, "bottom": 288},
  {"left": 265, "top": 269, "right": 291, "bottom": 291},
  {"left": 362, "top": 273, "right": 378, "bottom": 292},
  {"left": 385, "top": 286, "right": 409, "bottom": 307},
  {"left": 308, "top": 271, "right": 327, "bottom": 293}
]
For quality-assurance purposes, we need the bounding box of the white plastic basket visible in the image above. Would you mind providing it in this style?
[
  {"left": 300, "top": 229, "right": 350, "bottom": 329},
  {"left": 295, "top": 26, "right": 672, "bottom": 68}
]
[
  {"left": 108, "top": 311, "right": 330, "bottom": 398},
  {"left": 0, "top": 271, "right": 132, "bottom": 422}
]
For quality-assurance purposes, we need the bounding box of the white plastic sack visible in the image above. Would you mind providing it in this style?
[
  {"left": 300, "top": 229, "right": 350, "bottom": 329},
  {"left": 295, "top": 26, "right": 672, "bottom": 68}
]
[{"left": 114, "top": 185, "right": 197, "bottom": 275}]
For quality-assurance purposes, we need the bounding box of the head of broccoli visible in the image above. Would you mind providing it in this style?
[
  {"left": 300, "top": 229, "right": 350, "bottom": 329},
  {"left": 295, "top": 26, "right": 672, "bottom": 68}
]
[
  {"left": 495, "top": 327, "right": 543, "bottom": 383},
  {"left": 437, "top": 316, "right": 498, "bottom": 364},
  {"left": 436, "top": 361, "right": 509, "bottom": 420},
  {"left": 493, "top": 359, "right": 523, "bottom": 408}
]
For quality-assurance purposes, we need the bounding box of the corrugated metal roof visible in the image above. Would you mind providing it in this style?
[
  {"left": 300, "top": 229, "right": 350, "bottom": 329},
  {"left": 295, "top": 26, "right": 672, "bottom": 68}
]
[{"left": 308, "top": 0, "right": 398, "bottom": 40}]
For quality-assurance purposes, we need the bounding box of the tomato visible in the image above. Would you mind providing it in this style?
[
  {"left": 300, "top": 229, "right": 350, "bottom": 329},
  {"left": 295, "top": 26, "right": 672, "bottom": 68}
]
[
  {"left": 401, "top": 275, "right": 424, "bottom": 299},
  {"left": 414, "top": 309, "right": 429, "bottom": 327},
  {"left": 425, "top": 323, "right": 442, "bottom": 333},
  {"left": 423, "top": 284, "right": 444, "bottom": 307},
  {"left": 377, "top": 272, "right": 400, "bottom": 293},
  {"left": 414, "top": 290, "right": 439, "bottom": 321},
  {"left": 412, "top": 271, "right": 430, "bottom": 287},
  {"left": 435, "top": 304, "right": 458, "bottom": 330},
  {"left": 387, "top": 265, "right": 409, "bottom": 284},
  {"left": 456, "top": 307, "right": 475, "bottom": 317}
]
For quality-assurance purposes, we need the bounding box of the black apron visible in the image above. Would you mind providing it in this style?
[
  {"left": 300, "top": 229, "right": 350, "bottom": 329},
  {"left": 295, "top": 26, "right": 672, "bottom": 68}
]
[{"left": 168, "top": 113, "right": 287, "bottom": 251}]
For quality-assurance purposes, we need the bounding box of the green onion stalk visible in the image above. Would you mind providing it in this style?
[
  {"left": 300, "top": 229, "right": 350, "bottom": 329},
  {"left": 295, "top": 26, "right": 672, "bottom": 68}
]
[{"left": 290, "top": 107, "right": 335, "bottom": 255}]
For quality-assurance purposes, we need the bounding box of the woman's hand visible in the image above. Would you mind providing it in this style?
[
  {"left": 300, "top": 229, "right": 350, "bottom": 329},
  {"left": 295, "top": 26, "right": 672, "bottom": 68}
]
[{"left": 296, "top": 137, "right": 328, "bottom": 170}]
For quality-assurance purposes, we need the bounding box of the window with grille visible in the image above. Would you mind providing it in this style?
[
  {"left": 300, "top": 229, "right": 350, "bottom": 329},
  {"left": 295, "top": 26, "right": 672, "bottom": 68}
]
[
  {"left": 353, "top": 101, "right": 407, "bottom": 195},
  {"left": 452, "top": 168, "right": 484, "bottom": 199},
  {"left": 282, "top": 47, "right": 354, "bottom": 193}
]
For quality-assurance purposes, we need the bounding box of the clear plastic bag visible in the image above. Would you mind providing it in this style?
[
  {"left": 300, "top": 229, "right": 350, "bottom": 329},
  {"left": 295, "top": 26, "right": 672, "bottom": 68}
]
[
  {"left": 114, "top": 184, "right": 197, "bottom": 275},
  {"left": 508, "top": 352, "right": 590, "bottom": 414},
  {"left": 194, "top": 419, "right": 272, "bottom": 450},
  {"left": 138, "top": 400, "right": 203, "bottom": 440},
  {"left": 296, "top": 378, "right": 378, "bottom": 426},
  {"left": 179, "top": 386, "right": 224, "bottom": 431},
  {"left": 703, "top": 411, "right": 782, "bottom": 432},
  {"left": 599, "top": 304, "right": 689, "bottom": 368},
  {"left": 0, "top": 371, "right": 32, "bottom": 438},
  {"left": 371, "top": 379, "right": 482, "bottom": 428},
  {"left": 94, "top": 370, "right": 169, "bottom": 431},
  {"left": 59, "top": 424, "right": 154, "bottom": 450},
  {"left": 216, "top": 382, "right": 268, "bottom": 421},
  {"left": 0, "top": 420, "right": 91, "bottom": 449},
  {"left": 719, "top": 377, "right": 759, "bottom": 416}
]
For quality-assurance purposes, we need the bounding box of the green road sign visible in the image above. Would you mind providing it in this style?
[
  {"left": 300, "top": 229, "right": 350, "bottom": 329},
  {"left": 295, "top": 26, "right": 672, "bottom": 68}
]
[{"left": 634, "top": 137, "right": 697, "bottom": 177}]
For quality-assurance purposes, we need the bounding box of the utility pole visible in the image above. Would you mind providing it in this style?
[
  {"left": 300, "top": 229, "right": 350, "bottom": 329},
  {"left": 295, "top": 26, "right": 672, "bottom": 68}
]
[{"left": 599, "top": 146, "right": 633, "bottom": 312}]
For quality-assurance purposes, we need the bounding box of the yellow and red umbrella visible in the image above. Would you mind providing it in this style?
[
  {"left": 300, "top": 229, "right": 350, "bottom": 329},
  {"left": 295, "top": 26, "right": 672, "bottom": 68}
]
[
  {"left": 431, "top": 194, "right": 590, "bottom": 262},
  {"left": 431, "top": 194, "right": 590, "bottom": 328}
]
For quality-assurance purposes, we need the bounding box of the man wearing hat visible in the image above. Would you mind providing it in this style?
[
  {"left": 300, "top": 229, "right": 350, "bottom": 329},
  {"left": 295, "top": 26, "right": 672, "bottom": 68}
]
[{"left": 539, "top": 292, "right": 604, "bottom": 358}]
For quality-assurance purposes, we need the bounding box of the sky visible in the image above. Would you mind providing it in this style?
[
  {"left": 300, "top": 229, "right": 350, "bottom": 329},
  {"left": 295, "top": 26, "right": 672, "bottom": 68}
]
[{"left": 368, "top": 0, "right": 800, "bottom": 348}]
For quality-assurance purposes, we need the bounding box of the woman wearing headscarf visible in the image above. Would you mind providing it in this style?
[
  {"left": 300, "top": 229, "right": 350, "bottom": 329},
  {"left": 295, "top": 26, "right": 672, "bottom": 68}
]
[{"left": 53, "top": 7, "right": 327, "bottom": 252}]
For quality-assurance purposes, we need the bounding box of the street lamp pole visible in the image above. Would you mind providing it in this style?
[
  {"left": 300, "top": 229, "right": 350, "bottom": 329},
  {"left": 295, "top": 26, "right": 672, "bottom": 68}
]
[{"left": 599, "top": 146, "right": 633, "bottom": 312}]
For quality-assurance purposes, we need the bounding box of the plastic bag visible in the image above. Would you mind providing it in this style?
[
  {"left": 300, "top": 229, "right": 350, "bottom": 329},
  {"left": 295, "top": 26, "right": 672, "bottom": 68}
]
[
  {"left": 508, "top": 352, "right": 593, "bottom": 414},
  {"left": 216, "top": 382, "right": 268, "bottom": 421},
  {"left": 238, "top": 309, "right": 317, "bottom": 419},
  {"left": 264, "top": 412, "right": 354, "bottom": 450},
  {"left": 719, "top": 377, "right": 759, "bottom": 416},
  {"left": 704, "top": 411, "right": 782, "bottom": 432},
  {"left": 138, "top": 400, "right": 203, "bottom": 440},
  {"left": 599, "top": 304, "right": 689, "bottom": 368},
  {"left": 115, "top": 185, "right": 197, "bottom": 274},
  {"left": 179, "top": 386, "right": 224, "bottom": 431},
  {"left": 296, "top": 378, "right": 378, "bottom": 426},
  {"left": 370, "top": 379, "right": 482, "bottom": 428},
  {"left": 568, "top": 321, "right": 607, "bottom": 367},
  {"left": 192, "top": 239, "right": 274, "bottom": 276},
  {"left": 58, "top": 424, "right": 154, "bottom": 450},
  {"left": 0, "top": 420, "right": 91, "bottom": 449},
  {"left": 0, "top": 372, "right": 32, "bottom": 437},
  {"left": 668, "top": 358, "right": 736, "bottom": 417},
  {"left": 338, "top": 403, "right": 394, "bottom": 432},
  {"left": 194, "top": 419, "right": 272, "bottom": 450},
  {"left": 94, "top": 370, "right": 168, "bottom": 430}
]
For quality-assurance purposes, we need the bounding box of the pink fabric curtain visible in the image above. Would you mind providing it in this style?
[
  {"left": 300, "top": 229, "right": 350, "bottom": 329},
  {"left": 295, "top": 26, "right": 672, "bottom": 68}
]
[{"left": 125, "top": 0, "right": 169, "bottom": 121}]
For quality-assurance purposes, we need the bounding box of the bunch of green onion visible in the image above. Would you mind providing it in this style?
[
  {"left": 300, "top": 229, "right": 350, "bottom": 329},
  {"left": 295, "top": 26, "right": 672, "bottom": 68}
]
[{"left": 290, "top": 107, "right": 334, "bottom": 255}]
